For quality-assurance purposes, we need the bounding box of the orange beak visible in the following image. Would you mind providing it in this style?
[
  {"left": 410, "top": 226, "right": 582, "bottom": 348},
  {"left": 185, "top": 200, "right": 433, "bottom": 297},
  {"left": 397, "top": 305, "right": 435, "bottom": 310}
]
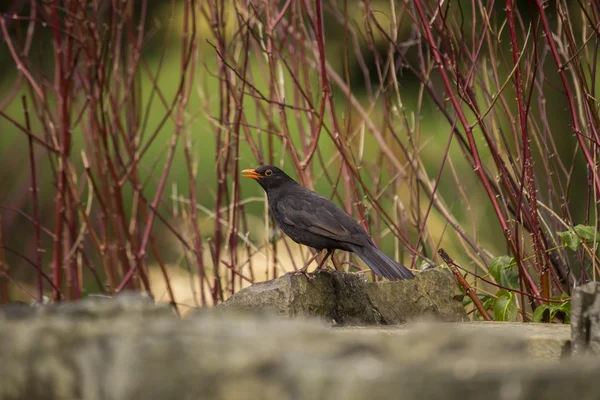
[{"left": 241, "top": 169, "right": 262, "bottom": 179}]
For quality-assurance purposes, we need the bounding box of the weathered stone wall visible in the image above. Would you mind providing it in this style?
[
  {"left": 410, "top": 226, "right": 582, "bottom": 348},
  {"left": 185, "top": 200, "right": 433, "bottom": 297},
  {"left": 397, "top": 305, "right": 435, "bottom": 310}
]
[
  {"left": 571, "top": 281, "right": 600, "bottom": 355},
  {"left": 217, "top": 268, "right": 466, "bottom": 324},
  {"left": 0, "top": 271, "right": 595, "bottom": 400}
]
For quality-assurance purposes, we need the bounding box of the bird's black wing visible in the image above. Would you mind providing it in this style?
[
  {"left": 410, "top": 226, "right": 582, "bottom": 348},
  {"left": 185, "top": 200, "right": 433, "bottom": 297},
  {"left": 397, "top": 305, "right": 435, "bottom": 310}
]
[{"left": 275, "top": 191, "right": 366, "bottom": 246}]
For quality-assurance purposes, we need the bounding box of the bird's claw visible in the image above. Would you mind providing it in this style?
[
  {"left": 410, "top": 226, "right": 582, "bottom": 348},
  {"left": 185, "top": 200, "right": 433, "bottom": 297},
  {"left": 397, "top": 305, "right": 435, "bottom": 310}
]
[
  {"left": 290, "top": 268, "right": 315, "bottom": 281},
  {"left": 301, "top": 270, "right": 315, "bottom": 281}
]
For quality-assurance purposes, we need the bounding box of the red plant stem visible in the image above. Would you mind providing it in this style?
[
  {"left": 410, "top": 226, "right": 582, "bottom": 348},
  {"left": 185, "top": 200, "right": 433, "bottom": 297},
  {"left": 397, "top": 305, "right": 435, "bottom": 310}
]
[
  {"left": 183, "top": 120, "right": 207, "bottom": 303},
  {"left": 116, "top": 0, "right": 196, "bottom": 294},
  {"left": 227, "top": 23, "right": 251, "bottom": 295},
  {"left": 0, "top": 207, "right": 55, "bottom": 238},
  {"left": 438, "top": 249, "right": 493, "bottom": 321},
  {"left": 178, "top": 0, "right": 202, "bottom": 306},
  {"left": 0, "top": 110, "right": 59, "bottom": 153},
  {"left": 92, "top": 3, "right": 154, "bottom": 295},
  {"left": 312, "top": 0, "right": 368, "bottom": 229},
  {"left": 505, "top": 0, "right": 548, "bottom": 305},
  {"left": 458, "top": 262, "right": 570, "bottom": 305},
  {"left": 533, "top": 0, "right": 600, "bottom": 197},
  {"left": 2, "top": 246, "right": 61, "bottom": 293},
  {"left": 49, "top": 0, "right": 71, "bottom": 302},
  {"left": 22, "top": 96, "right": 44, "bottom": 301},
  {"left": 263, "top": 3, "right": 305, "bottom": 184},
  {"left": 116, "top": 159, "right": 174, "bottom": 294},
  {"left": 299, "top": 13, "right": 327, "bottom": 171},
  {"left": 0, "top": 17, "right": 45, "bottom": 102},
  {"left": 412, "top": 0, "right": 540, "bottom": 304},
  {"left": 252, "top": 20, "right": 421, "bottom": 258},
  {"left": 211, "top": 0, "right": 228, "bottom": 302},
  {"left": 1, "top": 0, "right": 596, "bottom": 313}
]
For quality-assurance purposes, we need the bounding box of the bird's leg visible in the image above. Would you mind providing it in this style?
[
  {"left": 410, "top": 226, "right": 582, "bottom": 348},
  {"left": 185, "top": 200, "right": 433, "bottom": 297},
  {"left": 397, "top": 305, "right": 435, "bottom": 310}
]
[
  {"left": 315, "top": 249, "right": 334, "bottom": 271},
  {"left": 297, "top": 249, "right": 322, "bottom": 273}
]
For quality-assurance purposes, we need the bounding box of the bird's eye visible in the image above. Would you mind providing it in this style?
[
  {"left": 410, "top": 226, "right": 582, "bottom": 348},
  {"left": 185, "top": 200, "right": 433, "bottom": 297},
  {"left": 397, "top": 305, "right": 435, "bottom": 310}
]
[{"left": 265, "top": 169, "right": 273, "bottom": 176}]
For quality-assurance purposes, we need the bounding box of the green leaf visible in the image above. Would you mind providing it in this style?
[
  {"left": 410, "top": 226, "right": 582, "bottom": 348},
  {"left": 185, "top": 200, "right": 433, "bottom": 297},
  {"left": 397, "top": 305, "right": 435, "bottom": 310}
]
[
  {"left": 489, "top": 256, "right": 508, "bottom": 282},
  {"left": 556, "top": 297, "right": 571, "bottom": 323},
  {"left": 482, "top": 295, "right": 495, "bottom": 309},
  {"left": 472, "top": 295, "right": 495, "bottom": 320},
  {"left": 463, "top": 294, "right": 496, "bottom": 321},
  {"left": 479, "top": 296, "right": 495, "bottom": 321},
  {"left": 573, "top": 225, "right": 599, "bottom": 241},
  {"left": 561, "top": 303, "right": 571, "bottom": 323},
  {"left": 558, "top": 225, "right": 600, "bottom": 251},
  {"left": 489, "top": 256, "right": 519, "bottom": 289},
  {"left": 463, "top": 295, "right": 493, "bottom": 310},
  {"left": 533, "top": 296, "right": 571, "bottom": 323},
  {"left": 559, "top": 300, "right": 571, "bottom": 314},
  {"left": 493, "top": 289, "right": 518, "bottom": 321},
  {"left": 557, "top": 230, "right": 582, "bottom": 251},
  {"left": 532, "top": 305, "right": 550, "bottom": 322}
]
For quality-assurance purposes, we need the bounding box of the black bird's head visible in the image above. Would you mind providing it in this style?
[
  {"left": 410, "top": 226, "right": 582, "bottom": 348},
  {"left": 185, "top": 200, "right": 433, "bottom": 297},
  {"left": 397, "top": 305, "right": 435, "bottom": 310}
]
[{"left": 241, "top": 165, "right": 295, "bottom": 191}]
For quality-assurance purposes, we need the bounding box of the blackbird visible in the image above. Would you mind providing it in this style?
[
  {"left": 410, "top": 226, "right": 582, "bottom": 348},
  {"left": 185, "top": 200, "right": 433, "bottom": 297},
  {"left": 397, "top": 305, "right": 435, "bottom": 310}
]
[{"left": 241, "top": 165, "right": 414, "bottom": 280}]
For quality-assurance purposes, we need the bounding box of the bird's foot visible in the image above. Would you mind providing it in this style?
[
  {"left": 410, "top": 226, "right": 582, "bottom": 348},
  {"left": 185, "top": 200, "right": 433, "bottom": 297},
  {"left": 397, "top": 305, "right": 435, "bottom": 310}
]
[
  {"left": 314, "top": 264, "right": 329, "bottom": 272},
  {"left": 289, "top": 267, "right": 315, "bottom": 281},
  {"left": 300, "top": 270, "right": 315, "bottom": 281}
]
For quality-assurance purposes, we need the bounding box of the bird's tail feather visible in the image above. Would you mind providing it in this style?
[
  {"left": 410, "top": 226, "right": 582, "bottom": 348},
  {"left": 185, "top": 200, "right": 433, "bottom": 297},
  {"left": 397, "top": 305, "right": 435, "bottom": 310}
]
[{"left": 349, "top": 244, "right": 414, "bottom": 280}]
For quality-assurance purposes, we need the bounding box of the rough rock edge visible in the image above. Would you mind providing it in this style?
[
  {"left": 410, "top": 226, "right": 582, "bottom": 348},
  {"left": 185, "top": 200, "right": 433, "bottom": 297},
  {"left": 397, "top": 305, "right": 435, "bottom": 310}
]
[
  {"left": 218, "top": 268, "right": 467, "bottom": 325},
  {"left": 571, "top": 282, "right": 600, "bottom": 355}
]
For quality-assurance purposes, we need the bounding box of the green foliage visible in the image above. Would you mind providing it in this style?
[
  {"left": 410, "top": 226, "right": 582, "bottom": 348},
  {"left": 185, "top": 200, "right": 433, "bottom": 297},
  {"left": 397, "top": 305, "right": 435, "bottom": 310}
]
[
  {"left": 557, "top": 225, "right": 600, "bottom": 251},
  {"left": 464, "top": 247, "right": 578, "bottom": 323},
  {"left": 487, "top": 256, "right": 519, "bottom": 320},
  {"left": 489, "top": 256, "right": 519, "bottom": 289},
  {"left": 484, "top": 254, "right": 572, "bottom": 323},
  {"left": 462, "top": 294, "right": 495, "bottom": 320},
  {"left": 476, "top": 252, "right": 574, "bottom": 323},
  {"left": 532, "top": 294, "right": 571, "bottom": 323},
  {"left": 493, "top": 289, "right": 518, "bottom": 321},
  {"left": 460, "top": 256, "right": 520, "bottom": 321}
]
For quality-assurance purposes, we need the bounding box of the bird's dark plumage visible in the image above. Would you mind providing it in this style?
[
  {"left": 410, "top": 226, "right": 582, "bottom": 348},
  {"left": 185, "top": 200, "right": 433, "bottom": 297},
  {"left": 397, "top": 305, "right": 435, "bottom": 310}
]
[{"left": 242, "top": 165, "right": 414, "bottom": 280}]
